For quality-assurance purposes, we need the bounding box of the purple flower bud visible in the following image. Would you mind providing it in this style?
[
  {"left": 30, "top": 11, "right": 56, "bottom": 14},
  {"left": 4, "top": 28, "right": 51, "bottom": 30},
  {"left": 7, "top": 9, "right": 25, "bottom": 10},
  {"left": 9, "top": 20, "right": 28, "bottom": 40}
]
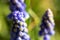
[
  {"left": 8, "top": 13, "right": 13, "bottom": 20},
  {"left": 44, "top": 34, "right": 50, "bottom": 40},
  {"left": 23, "top": 11, "right": 30, "bottom": 20}
]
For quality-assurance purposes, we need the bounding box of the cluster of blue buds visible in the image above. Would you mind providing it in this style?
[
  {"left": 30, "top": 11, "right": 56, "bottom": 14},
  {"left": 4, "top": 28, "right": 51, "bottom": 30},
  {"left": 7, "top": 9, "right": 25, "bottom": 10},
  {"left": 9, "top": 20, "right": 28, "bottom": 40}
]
[
  {"left": 39, "top": 9, "right": 55, "bottom": 40},
  {"left": 8, "top": 0, "right": 30, "bottom": 40}
]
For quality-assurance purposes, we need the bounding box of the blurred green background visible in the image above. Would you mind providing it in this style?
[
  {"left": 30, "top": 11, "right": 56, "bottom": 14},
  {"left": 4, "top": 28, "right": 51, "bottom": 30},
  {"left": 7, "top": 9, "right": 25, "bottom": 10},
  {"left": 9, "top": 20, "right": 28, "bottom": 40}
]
[{"left": 0, "top": 0, "right": 60, "bottom": 40}]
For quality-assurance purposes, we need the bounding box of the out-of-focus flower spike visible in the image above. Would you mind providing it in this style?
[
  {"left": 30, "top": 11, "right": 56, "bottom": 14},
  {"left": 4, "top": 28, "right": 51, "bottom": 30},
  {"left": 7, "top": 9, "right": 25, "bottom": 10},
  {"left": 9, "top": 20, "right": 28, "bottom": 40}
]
[
  {"left": 39, "top": 8, "right": 55, "bottom": 40},
  {"left": 9, "top": 0, "right": 30, "bottom": 40}
]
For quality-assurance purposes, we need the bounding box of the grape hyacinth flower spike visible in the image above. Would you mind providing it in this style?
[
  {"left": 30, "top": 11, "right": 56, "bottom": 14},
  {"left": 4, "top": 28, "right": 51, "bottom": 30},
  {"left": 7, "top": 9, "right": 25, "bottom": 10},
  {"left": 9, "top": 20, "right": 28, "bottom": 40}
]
[
  {"left": 39, "top": 8, "right": 55, "bottom": 40},
  {"left": 8, "top": 0, "right": 30, "bottom": 40}
]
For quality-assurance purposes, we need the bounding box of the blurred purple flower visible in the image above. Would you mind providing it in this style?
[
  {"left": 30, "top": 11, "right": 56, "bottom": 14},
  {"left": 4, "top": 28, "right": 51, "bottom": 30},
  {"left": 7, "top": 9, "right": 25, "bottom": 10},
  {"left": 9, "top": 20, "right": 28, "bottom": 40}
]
[
  {"left": 8, "top": 0, "right": 30, "bottom": 40},
  {"left": 39, "top": 8, "right": 55, "bottom": 40}
]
